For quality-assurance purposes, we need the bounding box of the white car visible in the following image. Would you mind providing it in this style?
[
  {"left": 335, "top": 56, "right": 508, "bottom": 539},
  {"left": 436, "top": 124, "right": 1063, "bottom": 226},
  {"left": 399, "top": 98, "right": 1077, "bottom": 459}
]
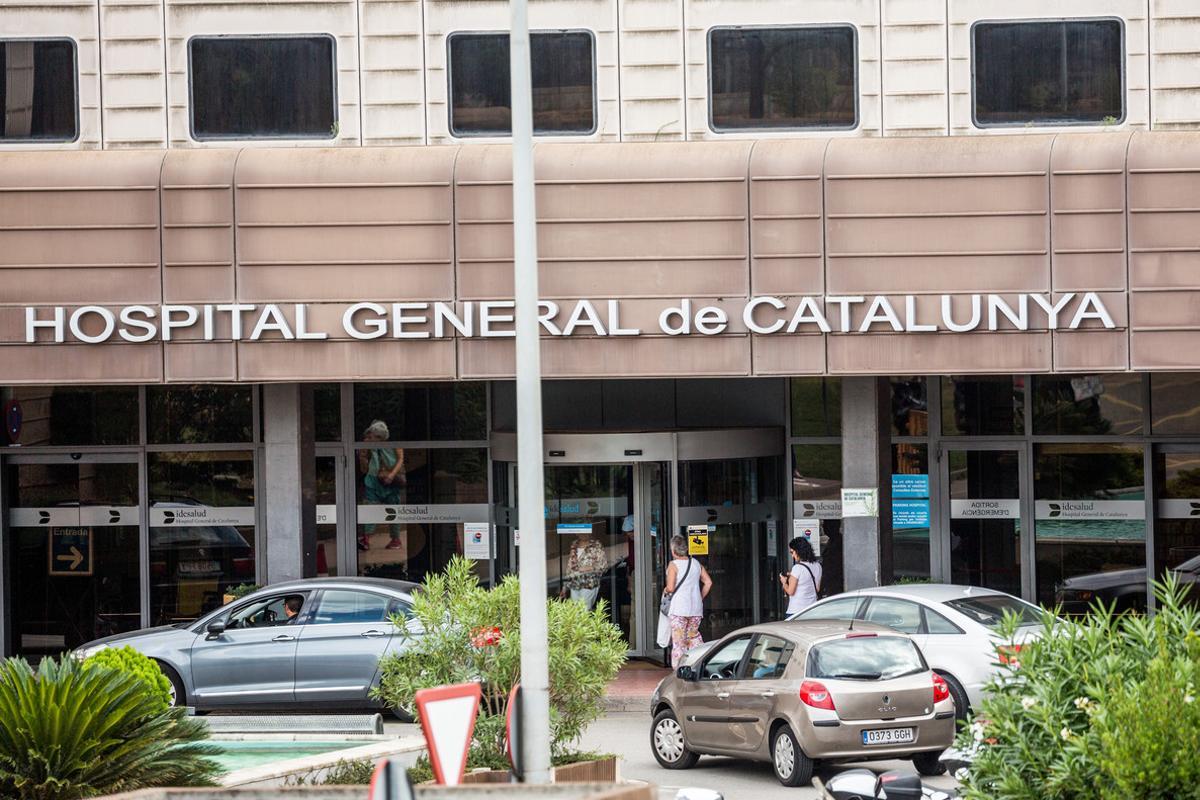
[{"left": 683, "top": 584, "right": 1046, "bottom": 719}]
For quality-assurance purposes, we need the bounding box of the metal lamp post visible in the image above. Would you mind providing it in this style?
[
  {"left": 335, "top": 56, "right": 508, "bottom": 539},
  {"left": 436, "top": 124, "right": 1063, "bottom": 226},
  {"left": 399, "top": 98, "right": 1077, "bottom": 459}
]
[{"left": 509, "top": 0, "right": 553, "bottom": 784}]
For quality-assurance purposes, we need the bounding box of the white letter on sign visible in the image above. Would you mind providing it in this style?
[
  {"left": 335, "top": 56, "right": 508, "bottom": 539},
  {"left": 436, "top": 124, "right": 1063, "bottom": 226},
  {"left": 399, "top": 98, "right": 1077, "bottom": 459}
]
[{"left": 25, "top": 307, "right": 65, "bottom": 343}]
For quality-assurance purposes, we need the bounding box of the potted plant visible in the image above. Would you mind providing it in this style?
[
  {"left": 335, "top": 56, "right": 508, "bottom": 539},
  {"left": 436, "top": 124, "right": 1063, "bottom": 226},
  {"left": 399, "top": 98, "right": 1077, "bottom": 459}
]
[
  {"left": 222, "top": 582, "right": 259, "bottom": 605},
  {"left": 373, "top": 557, "right": 626, "bottom": 783}
]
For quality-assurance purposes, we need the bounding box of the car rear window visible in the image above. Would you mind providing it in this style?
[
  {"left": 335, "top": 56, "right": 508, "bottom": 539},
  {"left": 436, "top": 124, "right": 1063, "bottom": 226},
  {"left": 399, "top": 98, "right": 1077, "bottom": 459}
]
[
  {"left": 807, "top": 636, "right": 926, "bottom": 680},
  {"left": 944, "top": 595, "right": 1043, "bottom": 628}
]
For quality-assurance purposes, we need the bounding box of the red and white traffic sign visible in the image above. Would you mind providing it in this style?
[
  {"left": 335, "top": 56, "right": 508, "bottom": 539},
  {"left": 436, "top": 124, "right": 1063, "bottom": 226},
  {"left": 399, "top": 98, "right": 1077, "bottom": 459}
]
[{"left": 414, "top": 682, "right": 482, "bottom": 786}]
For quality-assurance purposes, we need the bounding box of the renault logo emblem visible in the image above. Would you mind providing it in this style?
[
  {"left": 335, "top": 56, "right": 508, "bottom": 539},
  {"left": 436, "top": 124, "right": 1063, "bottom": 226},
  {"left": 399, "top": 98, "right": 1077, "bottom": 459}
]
[{"left": 882, "top": 695, "right": 891, "bottom": 705}]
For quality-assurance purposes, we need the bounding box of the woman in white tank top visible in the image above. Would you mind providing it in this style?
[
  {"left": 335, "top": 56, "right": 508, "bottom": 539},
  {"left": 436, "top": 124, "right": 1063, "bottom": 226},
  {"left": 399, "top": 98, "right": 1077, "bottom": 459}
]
[{"left": 664, "top": 534, "right": 713, "bottom": 667}]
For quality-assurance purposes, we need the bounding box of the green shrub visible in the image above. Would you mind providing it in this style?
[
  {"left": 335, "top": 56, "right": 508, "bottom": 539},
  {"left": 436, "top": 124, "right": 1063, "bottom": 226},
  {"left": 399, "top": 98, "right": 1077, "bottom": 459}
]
[
  {"left": 954, "top": 575, "right": 1200, "bottom": 800},
  {"left": 225, "top": 583, "right": 259, "bottom": 601},
  {"left": 84, "top": 646, "right": 172, "bottom": 713},
  {"left": 374, "top": 556, "right": 626, "bottom": 764},
  {"left": 0, "top": 655, "right": 222, "bottom": 800},
  {"left": 286, "top": 759, "right": 376, "bottom": 786}
]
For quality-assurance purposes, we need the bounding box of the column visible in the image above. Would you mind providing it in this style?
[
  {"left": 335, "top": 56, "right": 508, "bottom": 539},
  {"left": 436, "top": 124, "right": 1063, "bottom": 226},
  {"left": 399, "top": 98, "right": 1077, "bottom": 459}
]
[
  {"left": 262, "top": 383, "right": 317, "bottom": 583},
  {"left": 841, "top": 376, "right": 893, "bottom": 589}
]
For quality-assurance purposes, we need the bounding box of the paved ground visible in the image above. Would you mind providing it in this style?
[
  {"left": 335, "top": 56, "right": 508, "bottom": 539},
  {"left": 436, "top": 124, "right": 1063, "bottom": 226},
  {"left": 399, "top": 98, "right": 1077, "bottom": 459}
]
[{"left": 577, "top": 711, "right": 960, "bottom": 800}]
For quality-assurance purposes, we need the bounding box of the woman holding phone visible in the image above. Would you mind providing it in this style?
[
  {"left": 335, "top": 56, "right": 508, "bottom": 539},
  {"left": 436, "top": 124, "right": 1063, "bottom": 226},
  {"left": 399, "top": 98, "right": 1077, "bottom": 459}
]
[{"left": 779, "top": 536, "right": 822, "bottom": 616}]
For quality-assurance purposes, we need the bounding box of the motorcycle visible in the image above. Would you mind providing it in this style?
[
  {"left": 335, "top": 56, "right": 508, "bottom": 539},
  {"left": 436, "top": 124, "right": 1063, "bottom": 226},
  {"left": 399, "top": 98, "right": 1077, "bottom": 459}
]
[{"left": 814, "top": 769, "right": 961, "bottom": 800}]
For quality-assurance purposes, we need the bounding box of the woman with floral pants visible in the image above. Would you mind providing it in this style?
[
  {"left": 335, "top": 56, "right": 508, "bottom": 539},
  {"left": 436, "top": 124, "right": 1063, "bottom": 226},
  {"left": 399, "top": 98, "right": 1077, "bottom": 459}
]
[{"left": 663, "top": 534, "right": 713, "bottom": 668}]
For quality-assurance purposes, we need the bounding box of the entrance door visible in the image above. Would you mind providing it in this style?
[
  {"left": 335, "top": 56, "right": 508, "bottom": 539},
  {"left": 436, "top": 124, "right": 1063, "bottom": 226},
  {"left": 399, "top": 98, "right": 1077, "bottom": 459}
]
[
  {"left": 315, "top": 449, "right": 346, "bottom": 576},
  {"left": 941, "top": 445, "right": 1029, "bottom": 598},
  {"left": 6, "top": 456, "right": 142, "bottom": 657}
]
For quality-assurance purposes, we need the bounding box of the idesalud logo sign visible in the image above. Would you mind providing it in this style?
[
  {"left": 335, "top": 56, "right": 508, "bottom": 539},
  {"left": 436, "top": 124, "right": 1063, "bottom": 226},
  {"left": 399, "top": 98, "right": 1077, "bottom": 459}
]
[{"left": 22, "top": 292, "right": 1116, "bottom": 344}]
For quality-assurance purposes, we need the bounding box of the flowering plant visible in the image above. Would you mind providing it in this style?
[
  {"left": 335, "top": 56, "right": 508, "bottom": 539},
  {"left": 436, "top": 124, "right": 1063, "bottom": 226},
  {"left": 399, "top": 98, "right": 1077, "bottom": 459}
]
[{"left": 470, "top": 626, "right": 503, "bottom": 648}]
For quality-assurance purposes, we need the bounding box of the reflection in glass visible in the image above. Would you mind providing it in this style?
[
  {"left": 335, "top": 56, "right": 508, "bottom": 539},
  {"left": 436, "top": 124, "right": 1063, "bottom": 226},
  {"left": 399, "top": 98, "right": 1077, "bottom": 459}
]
[
  {"left": 314, "top": 384, "right": 341, "bottom": 442},
  {"left": 790, "top": 378, "right": 841, "bottom": 436},
  {"left": 890, "top": 376, "right": 928, "bottom": 436},
  {"left": 1035, "top": 444, "right": 1145, "bottom": 611},
  {"left": 974, "top": 20, "right": 1123, "bottom": 125},
  {"left": 891, "top": 444, "right": 930, "bottom": 582},
  {"left": 942, "top": 376, "right": 1024, "bottom": 436},
  {"left": 353, "top": 382, "right": 486, "bottom": 441},
  {"left": 1, "top": 386, "right": 138, "bottom": 446},
  {"left": 316, "top": 455, "right": 338, "bottom": 576},
  {"left": 792, "top": 445, "right": 843, "bottom": 595},
  {"left": 1151, "top": 373, "right": 1200, "bottom": 434},
  {"left": 8, "top": 462, "right": 141, "bottom": 656},
  {"left": 948, "top": 449, "right": 1021, "bottom": 596},
  {"left": 709, "top": 26, "right": 857, "bottom": 130},
  {"left": 148, "top": 451, "right": 257, "bottom": 624},
  {"left": 1154, "top": 453, "right": 1200, "bottom": 606},
  {"left": 189, "top": 36, "right": 336, "bottom": 138},
  {"left": 449, "top": 32, "right": 595, "bottom": 135},
  {"left": 147, "top": 385, "right": 253, "bottom": 444},
  {"left": 1032, "top": 374, "right": 1142, "bottom": 435},
  {"left": 0, "top": 39, "right": 76, "bottom": 141}
]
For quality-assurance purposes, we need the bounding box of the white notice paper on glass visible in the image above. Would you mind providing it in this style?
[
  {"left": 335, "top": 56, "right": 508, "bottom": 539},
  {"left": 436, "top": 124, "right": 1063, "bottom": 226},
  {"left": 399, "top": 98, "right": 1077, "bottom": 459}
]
[{"left": 463, "top": 523, "right": 491, "bottom": 560}]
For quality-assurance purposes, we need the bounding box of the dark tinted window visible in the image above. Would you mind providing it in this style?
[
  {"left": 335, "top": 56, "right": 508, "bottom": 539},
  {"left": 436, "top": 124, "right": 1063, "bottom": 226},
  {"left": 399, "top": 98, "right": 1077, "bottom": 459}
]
[
  {"left": 1, "top": 39, "right": 76, "bottom": 141},
  {"left": 942, "top": 376, "right": 1025, "bottom": 436},
  {"left": 147, "top": 386, "right": 254, "bottom": 444},
  {"left": 449, "top": 31, "right": 594, "bottom": 135},
  {"left": 709, "top": 26, "right": 856, "bottom": 130},
  {"left": 973, "top": 19, "right": 1123, "bottom": 126},
  {"left": 807, "top": 636, "right": 925, "bottom": 680},
  {"left": 790, "top": 378, "right": 841, "bottom": 436},
  {"left": 1151, "top": 374, "right": 1200, "bottom": 434},
  {"left": 2, "top": 386, "right": 137, "bottom": 446},
  {"left": 354, "top": 382, "right": 486, "bottom": 441},
  {"left": 314, "top": 384, "right": 341, "bottom": 442},
  {"left": 1032, "top": 373, "right": 1142, "bottom": 435},
  {"left": 945, "top": 595, "right": 1043, "bottom": 627},
  {"left": 189, "top": 36, "right": 336, "bottom": 139}
]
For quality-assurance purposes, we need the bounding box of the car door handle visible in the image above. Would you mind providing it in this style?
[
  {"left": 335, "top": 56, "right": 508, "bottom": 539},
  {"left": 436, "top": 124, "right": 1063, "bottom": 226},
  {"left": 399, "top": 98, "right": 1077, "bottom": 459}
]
[
  {"left": 272, "top": 634, "right": 296, "bottom": 642},
  {"left": 360, "top": 630, "right": 386, "bottom": 638},
  {"left": 716, "top": 692, "right": 730, "bottom": 699},
  {"left": 760, "top": 691, "right": 776, "bottom": 698}
]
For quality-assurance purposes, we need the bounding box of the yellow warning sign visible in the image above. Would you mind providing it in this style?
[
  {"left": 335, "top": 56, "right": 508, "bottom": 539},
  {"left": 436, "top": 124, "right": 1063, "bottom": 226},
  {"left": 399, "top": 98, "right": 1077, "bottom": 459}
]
[{"left": 686, "top": 524, "right": 709, "bottom": 556}]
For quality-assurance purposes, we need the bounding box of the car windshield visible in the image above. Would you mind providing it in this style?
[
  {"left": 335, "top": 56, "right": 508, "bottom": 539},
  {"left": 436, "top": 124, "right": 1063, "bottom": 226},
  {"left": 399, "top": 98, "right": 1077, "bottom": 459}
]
[
  {"left": 807, "top": 636, "right": 925, "bottom": 681},
  {"left": 944, "top": 595, "right": 1043, "bottom": 628}
]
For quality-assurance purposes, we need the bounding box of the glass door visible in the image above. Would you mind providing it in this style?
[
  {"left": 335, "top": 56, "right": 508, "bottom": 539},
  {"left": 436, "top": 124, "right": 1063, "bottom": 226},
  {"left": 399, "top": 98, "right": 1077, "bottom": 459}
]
[
  {"left": 315, "top": 449, "right": 344, "bottom": 576},
  {"left": 6, "top": 455, "right": 142, "bottom": 658},
  {"left": 940, "top": 445, "right": 1028, "bottom": 598},
  {"left": 1154, "top": 446, "right": 1200, "bottom": 608}
]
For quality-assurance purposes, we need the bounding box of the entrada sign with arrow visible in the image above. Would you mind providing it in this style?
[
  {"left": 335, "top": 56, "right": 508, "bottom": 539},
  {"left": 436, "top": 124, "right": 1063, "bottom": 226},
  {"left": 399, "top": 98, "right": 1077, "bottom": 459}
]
[{"left": 49, "top": 528, "right": 93, "bottom": 576}]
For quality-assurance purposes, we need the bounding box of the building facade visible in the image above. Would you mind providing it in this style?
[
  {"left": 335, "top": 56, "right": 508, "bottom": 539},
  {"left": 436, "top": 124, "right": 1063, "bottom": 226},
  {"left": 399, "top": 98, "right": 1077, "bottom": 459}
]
[{"left": 2, "top": 0, "right": 1200, "bottom": 661}]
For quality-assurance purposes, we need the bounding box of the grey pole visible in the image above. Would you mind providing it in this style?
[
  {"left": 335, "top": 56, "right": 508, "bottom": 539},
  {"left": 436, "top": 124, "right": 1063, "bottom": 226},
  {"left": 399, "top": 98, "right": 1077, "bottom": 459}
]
[{"left": 509, "top": 0, "right": 553, "bottom": 784}]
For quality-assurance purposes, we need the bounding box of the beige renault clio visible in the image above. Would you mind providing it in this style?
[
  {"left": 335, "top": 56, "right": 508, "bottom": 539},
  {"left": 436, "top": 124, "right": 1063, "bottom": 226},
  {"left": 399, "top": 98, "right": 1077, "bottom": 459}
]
[{"left": 649, "top": 621, "right": 956, "bottom": 787}]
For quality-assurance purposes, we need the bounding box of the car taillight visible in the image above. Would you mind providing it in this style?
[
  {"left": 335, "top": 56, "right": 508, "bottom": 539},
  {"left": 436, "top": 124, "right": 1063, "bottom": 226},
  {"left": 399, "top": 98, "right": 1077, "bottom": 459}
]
[
  {"left": 932, "top": 672, "right": 950, "bottom": 704},
  {"left": 998, "top": 644, "right": 1023, "bottom": 666},
  {"left": 800, "top": 680, "right": 836, "bottom": 711}
]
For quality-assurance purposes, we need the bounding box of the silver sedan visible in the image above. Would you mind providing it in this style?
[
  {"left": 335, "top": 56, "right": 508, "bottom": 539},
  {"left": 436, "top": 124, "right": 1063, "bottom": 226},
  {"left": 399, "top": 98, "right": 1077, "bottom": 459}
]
[{"left": 74, "top": 577, "right": 419, "bottom": 714}]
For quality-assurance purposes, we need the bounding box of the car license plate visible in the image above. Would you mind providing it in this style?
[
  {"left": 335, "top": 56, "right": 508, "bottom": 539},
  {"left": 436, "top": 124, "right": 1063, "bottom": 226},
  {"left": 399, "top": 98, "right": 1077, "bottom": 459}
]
[{"left": 861, "top": 727, "right": 915, "bottom": 746}]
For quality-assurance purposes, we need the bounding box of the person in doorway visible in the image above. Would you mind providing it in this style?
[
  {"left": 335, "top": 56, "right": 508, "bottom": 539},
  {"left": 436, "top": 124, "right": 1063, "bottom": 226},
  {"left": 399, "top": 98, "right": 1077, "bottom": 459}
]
[
  {"left": 357, "top": 420, "right": 406, "bottom": 555},
  {"left": 780, "top": 537, "right": 822, "bottom": 616},
  {"left": 561, "top": 532, "right": 608, "bottom": 610},
  {"left": 664, "top": 534, "right": 712, "bottom": 668}
]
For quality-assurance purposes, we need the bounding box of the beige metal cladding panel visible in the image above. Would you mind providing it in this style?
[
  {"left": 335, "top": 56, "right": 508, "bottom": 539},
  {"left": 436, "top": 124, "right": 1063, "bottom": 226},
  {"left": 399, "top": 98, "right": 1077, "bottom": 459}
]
[
  {"left": 0, "top": 150, "right": 165, "bottom": 304},
  {"left": 233, "top": 146, "right": 457, "bottom": 303},
  {"left": 100, "top": 0, "right": 167, "bottom": 148},
  {"left": 1150, "top": 0, "right": 1200, "bottom": 129},
  {"left": 161, "top": 149, "right": 237, "bottom": 304},
  {"left": 164, "top": 0, "right": 361, "bottom": 147},
  {"left": 422, "top": 0, "right": 620, "bottom": 145},
  {"left": 749, "top": 139, "right": 828, "bottom": 296},
  {"left": 619, "top": 0, "right": 685, "bottom": 141},
  {"left": 683, "top": 0, "right": 882, "bottom": 141},
  {"left": 828, "top": 331, "right": 1052, "bottom": 374},
  {"left": 882, "top": 0, "right": 948, "bottom": 137},
  {"left": 1128, "top": 130, "right": 1200, "bottom": 369},
  {"left": 238, "top": 339, "right": 457, "bottom": 380},
  {"left": 0, "top": 343, "right": 163, "bottom": 383},
  {"left": 458, "top": 335, "right": 751, "bottom": 378},
  {"left": 824, "top": 135, "right": 1053, "bottom": 295},
  {"left": 454, "top": 141, "right": 753, "bottom": 299},
  {"left": 750, "top": 333, "right": 827, "bottom": 375},
  {"left": 359, "top": 0, "right": 426, "bottom": 145},
  {"left": 947, "top": 0, "right": 1150, "bottom": 136},
  {"left": 0, "top": 0, "right": 102, "bottom": 149}
]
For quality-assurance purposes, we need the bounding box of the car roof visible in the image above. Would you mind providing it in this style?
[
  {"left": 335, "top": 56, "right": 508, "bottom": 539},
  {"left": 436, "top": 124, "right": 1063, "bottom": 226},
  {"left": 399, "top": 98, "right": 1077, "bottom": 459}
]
[
  {"left": 254, "top": 576, "right": 421, "bottom": 596},
  {"left": 831, "top": 583, "right": 1019, "bottom": 604},
  {"left": 737, "top": 619, "right": 901, "bottom": 645}
]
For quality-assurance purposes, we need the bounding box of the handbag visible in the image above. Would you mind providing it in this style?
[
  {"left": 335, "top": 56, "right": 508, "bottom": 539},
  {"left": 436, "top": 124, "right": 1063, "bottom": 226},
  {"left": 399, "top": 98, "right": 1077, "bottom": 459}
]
[{"left": 660, "top": 557, "right": 693, "bottom": 617}]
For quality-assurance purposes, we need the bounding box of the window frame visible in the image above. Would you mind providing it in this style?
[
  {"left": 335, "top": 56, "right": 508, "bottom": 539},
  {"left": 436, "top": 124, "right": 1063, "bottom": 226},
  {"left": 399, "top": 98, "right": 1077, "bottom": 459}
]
[
  {"left": 697, "top": 633, "right": 754, "bottom": 680},
  {"left": 0, "top": 37, "right": 80, "bottom": 144},
  {"left": 969, "top": 16, "right": 1127, "bottom": 129},
  {"left": 705, "top": 23, "right": 860, "bottom": 134},
  {"left": 308, "top": 588, "right": 395, "bottom": 625},
  {"left": 859, "top": 596, "right": 925, "bottom": 635},
  {"left": 445, "top": 28, "right": 599, "bottom": 139},
  {"left": 741, "top": 633, "right": 796, "bottom": 680},
  {"left": 186, "top": 32, "right": 340, "bottom": 142}
]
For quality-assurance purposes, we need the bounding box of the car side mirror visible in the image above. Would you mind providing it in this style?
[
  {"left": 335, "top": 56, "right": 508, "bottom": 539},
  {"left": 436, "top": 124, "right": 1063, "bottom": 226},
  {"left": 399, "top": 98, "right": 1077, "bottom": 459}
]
[
  {"left": 676, "top": 665, "right": 696, "bottom": 681},
  {"left": 206, "top": 620, "right": 226, "bottom": 640}
]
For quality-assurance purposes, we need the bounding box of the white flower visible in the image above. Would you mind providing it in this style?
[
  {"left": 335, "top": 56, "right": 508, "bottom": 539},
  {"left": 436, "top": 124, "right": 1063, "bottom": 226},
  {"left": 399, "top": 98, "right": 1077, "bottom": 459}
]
[
  {"left": 970, "top": 721, "right": 986, "bottom": 743},
  {"left": 955, "top": 768, "right": 970, "bottom": 782},
  {"left": 1186, "top": 695, "right": 1195, "bottom": 704},
  {"left": 1021, "top": 696, "right": 1037, "bottom": 710},
  {"left": 1073, "top": 696, "right": 1091, "bottom": 710},
  {"left": 1060, "top": 727, "right": 1072, "bottom": 741}
]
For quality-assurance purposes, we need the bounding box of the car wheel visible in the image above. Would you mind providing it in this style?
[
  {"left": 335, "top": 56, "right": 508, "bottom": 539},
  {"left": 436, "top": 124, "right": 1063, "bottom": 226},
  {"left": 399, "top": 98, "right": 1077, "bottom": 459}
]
[
  {"left": 771, "top": 724, "right": 813, "bottom": 787},
  {"left": 650, "top": 709, "right": 699, "bottom": 770},
  {"left": 157, "top": 662, "right": 186, "bottom": 709},
  {"left": 912, "top": 750, "right": 946, "bottom": 776},
  {"left": 936, "top": 671, "right": 970, "bottom": 723},
  {"left": 390, "top": 706, "right": 415, "bottom": 723}
]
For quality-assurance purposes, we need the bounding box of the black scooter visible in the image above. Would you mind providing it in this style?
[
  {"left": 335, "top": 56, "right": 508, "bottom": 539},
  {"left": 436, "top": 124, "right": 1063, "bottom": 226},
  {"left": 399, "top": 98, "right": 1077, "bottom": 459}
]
[{"left": 815, "top": 769, "right": 960, "bottom": 800}]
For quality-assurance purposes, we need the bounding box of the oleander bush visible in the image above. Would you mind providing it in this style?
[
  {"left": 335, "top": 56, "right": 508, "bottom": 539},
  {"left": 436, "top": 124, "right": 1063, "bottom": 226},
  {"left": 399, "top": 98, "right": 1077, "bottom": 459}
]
[
  {"left": 84, "top": 646, "right": 172, "bottom": 713},
  {"left": 0, "top": 655, "right": 222, "bottom": 800},
  {"left": 954, "top": 575, "right": 1200, "bottom": 800},
  {"left": 374, "top": 556, "right": 626, "bottom": 767}
]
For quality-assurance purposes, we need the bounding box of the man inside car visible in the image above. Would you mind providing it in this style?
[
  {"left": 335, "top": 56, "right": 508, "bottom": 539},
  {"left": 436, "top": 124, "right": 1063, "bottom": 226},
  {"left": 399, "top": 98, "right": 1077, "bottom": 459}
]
[{"left": 282, "top": 595, "right": 304, "bottom": 623}]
